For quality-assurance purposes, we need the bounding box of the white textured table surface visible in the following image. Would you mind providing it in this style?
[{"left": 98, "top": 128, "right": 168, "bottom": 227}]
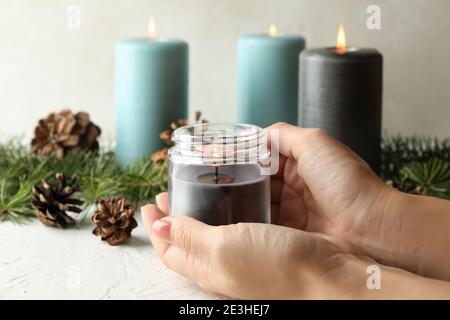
[{"left": 0, "top": 215, "right": 215, "bottom": 300}]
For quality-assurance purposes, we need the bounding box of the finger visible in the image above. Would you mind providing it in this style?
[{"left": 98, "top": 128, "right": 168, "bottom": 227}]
[
  {"left": 156, "top": 192, "right": 169, "bottom": 214},
  {"left": 150, "top": 217, "right": 221, "bottom": 293},
  {"left": 141, "top": 204, "right": 165, "bottom": 235},
  {"left": 142, "top": 206, "right": 217, "bottom": 293},
  {"left": 265, "top": 122, "right": 308, "bottom": 160},
  {"left": 141, "top": 204, "right": 170, "bottom": 257},
  {"left": 159, "top": 244, "right": 222, "bottom": 297},
  {"left": 154, "top": 216, "right": 216, "bottom": 259},
  {"left": 159, "top": 245, "right": 211, "bottom": 287},
  {"left": 150, "top": 221, "right": 213, "bottom": 287},
  {"left": 266, "top": 122, "right": 368, "bottom": 168}
]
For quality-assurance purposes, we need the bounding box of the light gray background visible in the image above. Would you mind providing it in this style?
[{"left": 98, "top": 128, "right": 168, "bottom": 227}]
[{"left": 0, "top": 0, "right": 449, "bottom": 140}]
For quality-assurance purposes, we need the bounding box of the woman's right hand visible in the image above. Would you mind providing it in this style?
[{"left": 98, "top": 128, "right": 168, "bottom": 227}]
[
  {"left": 267, "top": 122, "right": 389, "bottom": 240},
  {"left": 266, "top": 122, "right": 450, "bottom": 281}
]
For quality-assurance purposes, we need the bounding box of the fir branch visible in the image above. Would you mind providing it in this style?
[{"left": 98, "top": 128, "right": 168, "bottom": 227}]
[
  {"left": 0, "top": 179, "right": 36, "bottom": 223},
  {"left": 395, "top": 159, "right": 450, "bottom": 199},
  {"left": 0, "top": 142, "right": 168, "bottom": 223},
  {"left": 381, "top": 135, "right": 450, "bottom": 180}
]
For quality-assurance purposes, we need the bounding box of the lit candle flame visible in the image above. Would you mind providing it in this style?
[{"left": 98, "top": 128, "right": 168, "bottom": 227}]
[
  {"left": 336, "top": 24, "right": 346, "bottom": 54},
  {"left": 268, "top": 23, "right": 277, "bottom": 37},
  {"left": 149, "top": 16, "right": 157, "bottom": 39},
  {"left": 212, "top": 145, "right": 219, "bottom": 158}
]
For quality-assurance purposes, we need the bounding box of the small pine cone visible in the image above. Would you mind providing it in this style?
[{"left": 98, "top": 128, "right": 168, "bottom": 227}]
[
  {"left": 161, "top": 118, "right": 188, "bottom": 147},
  {"left": 31, "top": 109, "right": 101, "bottom": 158},
  {"left": 151, "top": 112, "right": 208, "bottom": 163},
  {"left": 92, "top": 197, "right": 138, "bottom": 245},
  {"left": 160, "top": 130, "right": 173, "bottom": 146},
  {"left": 32, "top": 172, "right": 84, "bottom": 228},
  {"left": 170, "top": 118, "right": 189, "bottom": 131},
  {"left": 150, "top": 147, "right": 168, "bottom": 164},
  {"left": 158, "top": 112, "right": 207, "bottom": 149}
]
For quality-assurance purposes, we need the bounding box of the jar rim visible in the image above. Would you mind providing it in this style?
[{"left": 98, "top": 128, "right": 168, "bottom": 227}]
[{"left": 169, "top": 123, "right": 270, "bottom": 165}]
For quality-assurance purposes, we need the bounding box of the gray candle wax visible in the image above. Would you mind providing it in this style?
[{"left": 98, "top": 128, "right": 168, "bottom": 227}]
[
  {"left": 169, "top": 163, "right": 270, "bottom": 226},
  {"left": 298, "top": 47, "right": 383, "bottom": 172}
]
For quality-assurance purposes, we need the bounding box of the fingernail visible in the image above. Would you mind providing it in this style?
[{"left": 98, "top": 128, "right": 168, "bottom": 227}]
[{"left": 152, "top": 219, "right": 171, "bottom": 242}]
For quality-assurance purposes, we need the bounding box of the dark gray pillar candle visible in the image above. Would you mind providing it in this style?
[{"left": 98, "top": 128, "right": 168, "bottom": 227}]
[{"left": 299, "top": 48, "right": 383, "bottom": 172}]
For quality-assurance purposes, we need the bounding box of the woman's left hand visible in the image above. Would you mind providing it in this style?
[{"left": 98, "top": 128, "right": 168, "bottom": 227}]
[{"left": 141, "top": 193, "right": 370, "bottom": 299}]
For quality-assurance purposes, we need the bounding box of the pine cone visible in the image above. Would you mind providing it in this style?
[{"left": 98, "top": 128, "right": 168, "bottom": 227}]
[
  {"left": 150, "top": 147, "right": 169, "bottom": 164},
  {"left": 32, "top": 172, "right": 84, "bottom": 228},
  {"left": 159, "top": 119, "right": 189, "bottom": 147},
  {"left": 31, "top": 109, "right": 101, "bottom": 158},
  {"left": 160, "top": 130, "right": 173, "bottom": 146},
  {"left": 92, "top": 197, "right": 138, "bottom": 245},
  {"left": 150, "top": 111, "right": 207, "bottom": 163},
  {"left": 170, "top": 118, "right": 189, "bottom": 132}
]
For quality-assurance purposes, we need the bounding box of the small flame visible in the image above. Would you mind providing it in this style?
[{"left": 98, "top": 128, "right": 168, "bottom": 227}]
[
  {"left": 212, "top": 145, "right": 219, "bottom": 158},
  {"left": 148, "top": 16, "right": 157, "bottom": 39},
  {"left": 268, "top": 24, "right": 277, "bottom": 37},
  {"left": 336, "top": 24, "right": 346, "bottom": 54}
]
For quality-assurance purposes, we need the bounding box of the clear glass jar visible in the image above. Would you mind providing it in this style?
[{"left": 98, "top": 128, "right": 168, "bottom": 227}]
[{"left": 168, "top": 123, "right": 271, "bottom": 226}]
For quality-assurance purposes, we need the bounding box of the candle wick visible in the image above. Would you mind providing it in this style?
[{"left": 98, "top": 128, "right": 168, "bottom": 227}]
[{"left": 214, "top": 165, "right": 219, "bottom": 184}]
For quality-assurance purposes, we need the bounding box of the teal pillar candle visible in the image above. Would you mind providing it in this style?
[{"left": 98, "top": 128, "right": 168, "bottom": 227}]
[
  {"left": 115, "top": 37, "right": 188, "bottom": 167},
  {"left": 237, "top": 28, "right": 305, "bottom": 128}
]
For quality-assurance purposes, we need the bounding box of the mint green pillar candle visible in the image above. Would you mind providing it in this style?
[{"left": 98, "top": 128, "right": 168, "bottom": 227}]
[
  {"left": 115, "top": 33, "right": 188, "bottom": 167},
  {"left": 237, "top": 26, "right": 305, "bottom": 128}
]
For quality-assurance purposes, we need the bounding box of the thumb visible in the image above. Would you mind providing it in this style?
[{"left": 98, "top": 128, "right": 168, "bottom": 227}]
[{"left": 153, "top": 216, "right": 216, "bottom": 258}]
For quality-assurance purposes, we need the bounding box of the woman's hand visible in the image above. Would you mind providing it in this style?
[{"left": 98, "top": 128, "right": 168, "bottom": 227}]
[
  {"left": 267, "top": 123, "right": 450, "bottom": 281},
  {"left": 267, "top": 122, "right": 389, "bottom": 238},
  {"left": 142, "top": 194, "right": 450, "bottom": 299},
  {"left": 141, "top": 193, "right": 369, "bottom": 299}
]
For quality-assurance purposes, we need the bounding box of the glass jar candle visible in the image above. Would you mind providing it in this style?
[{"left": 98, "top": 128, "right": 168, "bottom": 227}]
[{"left": 168, "top": 123, "right": 271, "bottom": 226}]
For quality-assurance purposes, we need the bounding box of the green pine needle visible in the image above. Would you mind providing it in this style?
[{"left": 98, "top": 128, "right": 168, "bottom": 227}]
[
  {"left": 381, "top": 135, "right": 450, "bottom": 180},
  {"left": 396, "top": 159, "right": 450, "bottom": 199},
  {"left": 0, "top": 141, "right": 167, "bottom": 223}
]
